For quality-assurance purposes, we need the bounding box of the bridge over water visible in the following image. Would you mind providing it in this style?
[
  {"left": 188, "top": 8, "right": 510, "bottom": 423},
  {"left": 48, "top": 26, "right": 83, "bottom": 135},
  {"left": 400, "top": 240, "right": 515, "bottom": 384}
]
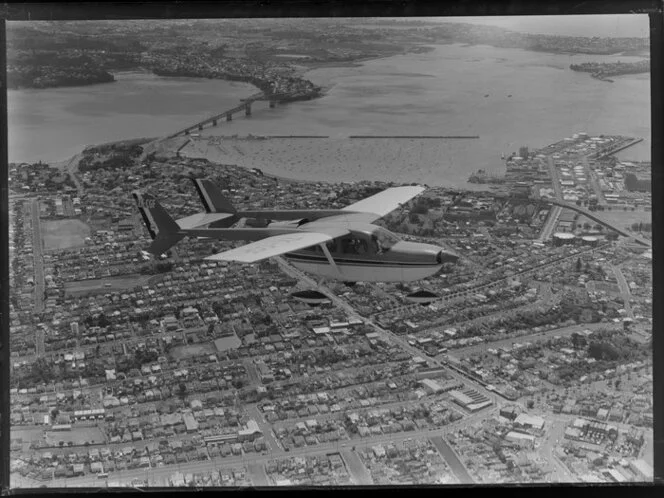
[{"left": 168, "top": 91, "right": 292, "bottom": 138}]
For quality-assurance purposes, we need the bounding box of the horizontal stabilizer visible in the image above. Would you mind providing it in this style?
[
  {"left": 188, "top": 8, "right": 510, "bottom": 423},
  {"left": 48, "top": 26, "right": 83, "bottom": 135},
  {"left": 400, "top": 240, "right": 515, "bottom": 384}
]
[
  {"left": 147, "top": 233, "right": 184, "bottom": 256},
  {"left": 132, "top": 191, "right": 184, "bottom": 255},
  {"left": 176, "top": 212, "right": 238, "bottom": 229}
]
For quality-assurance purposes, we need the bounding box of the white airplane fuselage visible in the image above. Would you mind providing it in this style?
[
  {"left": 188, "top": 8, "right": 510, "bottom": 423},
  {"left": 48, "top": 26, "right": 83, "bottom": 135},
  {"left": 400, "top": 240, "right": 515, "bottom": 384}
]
[
  {"left": 285, "top": 256, "right": 443, "bottom": 282},
  {"left": 283, "top": 225, "right": 456, "bottom": 282}
]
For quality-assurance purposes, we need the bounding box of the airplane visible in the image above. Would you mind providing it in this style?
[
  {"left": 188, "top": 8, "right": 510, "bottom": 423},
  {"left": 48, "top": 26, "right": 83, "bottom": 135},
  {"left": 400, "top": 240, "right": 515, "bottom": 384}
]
[{"left": 132, "top": 180, "right": 459, "bottom": 302}]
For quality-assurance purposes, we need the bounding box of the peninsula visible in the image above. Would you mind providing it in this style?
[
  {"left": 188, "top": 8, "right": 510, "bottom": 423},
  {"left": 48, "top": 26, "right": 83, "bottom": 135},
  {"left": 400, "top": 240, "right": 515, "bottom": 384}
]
[{"left": 570, "top": 59, "right": 650, "bottom": 82}]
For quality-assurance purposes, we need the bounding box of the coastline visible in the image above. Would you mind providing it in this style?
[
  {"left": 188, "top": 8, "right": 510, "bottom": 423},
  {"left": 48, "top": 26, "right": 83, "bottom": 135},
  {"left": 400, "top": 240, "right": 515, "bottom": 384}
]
[
  {"left": 7, "top": 78, "right": 117, "bottom": 92},
  {"left": 174, "top": 136, "right": 494, "bottom": 191},
  {"left": 11, "top": 41, "right": 650, "bottom": 184}
]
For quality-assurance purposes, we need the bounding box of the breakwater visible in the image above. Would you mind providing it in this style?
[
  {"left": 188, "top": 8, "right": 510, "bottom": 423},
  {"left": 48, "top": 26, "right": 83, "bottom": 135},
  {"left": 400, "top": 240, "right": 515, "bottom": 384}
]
[
  {"left": 349, "top": 135, "right": 480, "bottom": 139},
  {"left": 266, "top": 135, "right": 329, "bottom": 139}
]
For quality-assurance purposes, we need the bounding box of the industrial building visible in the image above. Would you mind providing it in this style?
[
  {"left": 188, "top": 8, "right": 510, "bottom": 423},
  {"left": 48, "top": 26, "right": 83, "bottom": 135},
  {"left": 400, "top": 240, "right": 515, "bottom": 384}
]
[
  {"left": 553, "top": 232, "right": 576, "bottom": 245},
  {"left": 448, "top": 388, "right": 492, "bottom": 412},
  {"left": 581, "top": 235, "right": 599, "bottom": 247},
  {"left": 514, "top": 413, "right": 545, "bottom": 432},
  {"left": 629, "top": 459, "right": 653, "bottom": 481}
]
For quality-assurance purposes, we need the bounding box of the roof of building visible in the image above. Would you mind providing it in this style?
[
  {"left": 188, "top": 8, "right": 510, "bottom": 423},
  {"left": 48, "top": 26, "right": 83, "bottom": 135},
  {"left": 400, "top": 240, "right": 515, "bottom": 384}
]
[
  {"left": 448, "top": 390, "right": 474, "bottom": 406},
  {"left": 505, "top": 431, "right": 535, "bottom": 441},
  {"left": 514, "top": 413, "right": 545, "bottom": 429},
  {"left": 630, "top": 459, "right": 653, "bottom": 479}
]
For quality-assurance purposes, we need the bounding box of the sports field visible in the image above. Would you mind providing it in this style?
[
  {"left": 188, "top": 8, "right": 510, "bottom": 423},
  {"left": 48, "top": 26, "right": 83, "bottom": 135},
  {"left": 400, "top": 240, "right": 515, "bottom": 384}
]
[
  {"left": 170, "top": 343, "right": 217, "bottom": 360},
  {"left": 42, "top": 219, "right": 91, "bottom": 250},
  {"left": 64, "top": 275, "right": 153, "bottom": 297},
  {"left": 214, "top": 335, "right": 242, "bottom": 352},
  {"left": 579, "top": 209, "right": 652, "bottom": 231}
]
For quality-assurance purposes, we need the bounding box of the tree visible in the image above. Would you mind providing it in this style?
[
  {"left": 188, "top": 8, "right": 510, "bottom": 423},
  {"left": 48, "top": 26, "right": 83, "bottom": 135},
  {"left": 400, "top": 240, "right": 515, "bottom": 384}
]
[
  {"left": 31, "top": 357, "right": 55, "bottom": 384},
  {"left": 588, "top": 341, "right": 620, "bottom": 361},
  {"left": 97, "top": 314, "right": 110, "bottom": 328},
  {"left": 575, "top": 258, "right": 582, "bottom": 272},
  {"left": 624, "top": 173, "right": 638, "bottom": 192}
]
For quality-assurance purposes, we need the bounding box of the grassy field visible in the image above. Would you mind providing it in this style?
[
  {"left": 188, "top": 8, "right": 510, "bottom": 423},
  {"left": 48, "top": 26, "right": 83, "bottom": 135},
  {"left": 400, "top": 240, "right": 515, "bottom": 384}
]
[
  {"left": 581, "top": 209, "right": 652, "bottom": 231},
  {"left": 44, "top": 426, "right": 106, "bottom": 445},
  {"left": 42, "top": 219, "right": 91, "bottom": 250},
  {"left": 214, "top": 335, "right": 242, "bottom": 352},
  {"left": 170, "top": 343, "right": 217, "bottom": 360},
  {"left": 64, "top": 275, "right": 153, "bottom": 297},
  {"left": 587, "top": 280, "right": 621, "bottom": 295}
]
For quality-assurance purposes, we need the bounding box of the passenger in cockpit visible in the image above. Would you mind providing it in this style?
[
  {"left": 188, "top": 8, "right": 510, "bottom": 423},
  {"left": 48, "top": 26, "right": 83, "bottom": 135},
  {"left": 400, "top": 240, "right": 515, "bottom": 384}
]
[{"left": 371, "top": 234, "right": 382, "bottom": 255}]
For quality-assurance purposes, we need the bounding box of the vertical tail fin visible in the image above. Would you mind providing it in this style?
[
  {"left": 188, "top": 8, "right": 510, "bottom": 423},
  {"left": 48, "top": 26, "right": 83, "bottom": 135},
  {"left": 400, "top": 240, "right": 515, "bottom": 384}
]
[
  {"left": 134, "top": 192, "right": 158, "bottom": 240},
  {"left": 191, "top": 178, "right": 237, "bottom": 214},
  {"left": 132, "top": 191, "right": 184, "bottom": 256}
]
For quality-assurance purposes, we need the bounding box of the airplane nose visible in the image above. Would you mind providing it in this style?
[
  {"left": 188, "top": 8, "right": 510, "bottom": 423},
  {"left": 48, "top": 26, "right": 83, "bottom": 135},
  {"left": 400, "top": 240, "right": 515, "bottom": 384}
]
[{"left": 437, "top": 250, "right": 459, "bottom": 264}]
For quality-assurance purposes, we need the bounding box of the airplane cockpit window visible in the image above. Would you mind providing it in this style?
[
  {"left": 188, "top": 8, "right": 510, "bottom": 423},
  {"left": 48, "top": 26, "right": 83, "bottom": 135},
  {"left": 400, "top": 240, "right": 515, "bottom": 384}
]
[
  {"left": 372, "top": 227, "right": 400, "bottom": 254},
  {"left": 303, "top": 244, "right": 324, "bottom": 254},
  {"left": 339, "top": 236, "right": 368, "bottom": 255}
]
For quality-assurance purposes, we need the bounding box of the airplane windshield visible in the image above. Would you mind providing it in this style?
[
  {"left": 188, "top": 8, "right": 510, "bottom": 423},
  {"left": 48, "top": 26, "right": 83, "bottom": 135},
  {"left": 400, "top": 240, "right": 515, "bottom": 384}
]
[{"left": 372, "top": 228, "right": 400, "bottom": 253}]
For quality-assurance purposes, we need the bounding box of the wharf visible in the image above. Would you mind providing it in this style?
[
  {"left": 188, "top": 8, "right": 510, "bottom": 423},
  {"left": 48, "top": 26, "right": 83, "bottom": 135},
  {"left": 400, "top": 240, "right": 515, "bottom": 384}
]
[{"left": 592, "top": 137, "right": 643, "bottom": 159}]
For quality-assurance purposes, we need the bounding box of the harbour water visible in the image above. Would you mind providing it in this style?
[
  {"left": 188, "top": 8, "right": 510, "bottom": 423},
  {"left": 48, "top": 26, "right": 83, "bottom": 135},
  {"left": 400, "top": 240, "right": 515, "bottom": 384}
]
[
  {"left": 8, "top": 72, "right": 256, "bottom": 164},
  {"left": 426, "top": 15, "right": 649, "bottom": 38},
  {"left": 8, "top": 43, "right": 650, "bottom": 187}
]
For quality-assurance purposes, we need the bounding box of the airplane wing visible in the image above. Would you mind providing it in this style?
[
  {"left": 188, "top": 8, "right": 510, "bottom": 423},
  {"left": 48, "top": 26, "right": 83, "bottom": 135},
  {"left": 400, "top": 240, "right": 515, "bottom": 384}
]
[
  {"left": 205, "top": 228, "right": 349, "bottom": 263},
  {"left": 341, "top": 186, "right": 426, "bottom": 222}
]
